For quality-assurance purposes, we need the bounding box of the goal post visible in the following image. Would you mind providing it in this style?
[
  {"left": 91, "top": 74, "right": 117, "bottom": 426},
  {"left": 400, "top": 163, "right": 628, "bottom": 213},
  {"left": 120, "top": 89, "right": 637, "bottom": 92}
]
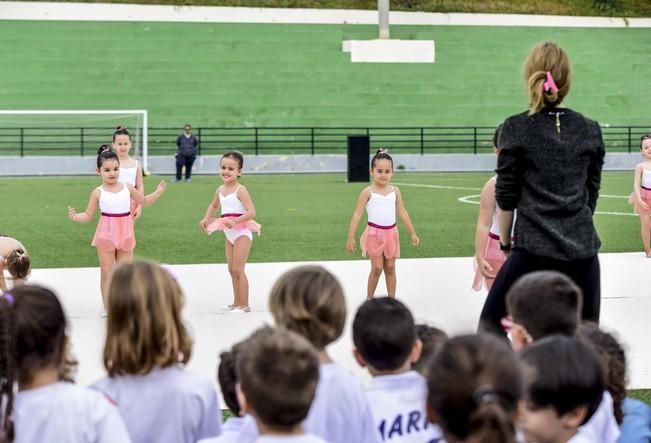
[{"left": 0, "top": 110, "right": 149, "bottom": 173}]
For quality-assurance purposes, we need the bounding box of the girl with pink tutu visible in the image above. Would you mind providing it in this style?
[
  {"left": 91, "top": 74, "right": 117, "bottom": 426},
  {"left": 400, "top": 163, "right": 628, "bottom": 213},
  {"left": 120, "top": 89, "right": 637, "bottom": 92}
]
[
  {"left": 68, "top": 145, "right": 148, "bottom": 304},
  {"left": 199, "top": 151, "right": 260, "bottom": 313},
  {"left": 472, "top": 125, "right": 516, "bottom": 291},
  {"left": 346, "top": 149, "right": 419, "bottom": 299},
  {"left": 630, "top": 134, "right": 651, "bottom": 257}
]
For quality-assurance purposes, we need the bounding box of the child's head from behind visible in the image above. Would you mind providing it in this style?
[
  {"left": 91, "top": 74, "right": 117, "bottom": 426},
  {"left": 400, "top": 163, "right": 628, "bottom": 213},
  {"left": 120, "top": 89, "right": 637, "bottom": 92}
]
[
  {"left": 426, "top": 334, "right": 522, "bottom": 443},
  {"left": 506, "top": 271, "right": 582, "bottom": 348},
  {"left": 104, "top": 261, "right": 192, "bottom": 376},
  {"left": 269, "top": 265, "right": 346, "bottom": 350},
  {"left": 218, "top": 343, "right": 245, "bottom": 417},
  {"left": 5, "top": 248, "right": 30, "bottom": 281},
  {"left": 112, "top": 126, "right": 132, "bottom": 157},
  {"left": 523, "top": 42, "right": 571, "bottom": 114},
  {"left": 413, "top": 323, "right": 448, "bottom": 375},
  {"left": 518, "top": 335, "right": 604, "bottom": 443},
  {"left": 237, "top": 326, "right": 319, "bottom": 431},
  {"left": 1, "top": 286, "right": 76, "bottom": 441},
  {"left": 352, "top": 297, "right": 419, "bottom": 374},
  {"left": 577, "top": 324, "right": 625, "bottom": 424}
]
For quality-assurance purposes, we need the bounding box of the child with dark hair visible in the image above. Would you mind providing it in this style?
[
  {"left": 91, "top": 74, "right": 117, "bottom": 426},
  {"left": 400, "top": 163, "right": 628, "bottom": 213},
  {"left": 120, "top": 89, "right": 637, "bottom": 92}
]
[
  {"left": 577, "top": 324, "right": 651, "bottom": 443},
  {"left": 518, "top": 335, "right": 619, "bottom": 443},
  {"left": 426, "top": 334, "right": 523, "bottom": 443},
  {"left": 504, "top": 270, "right": 582, "bottom": 350},
  {"left": 68, "top": 144, "right": 146, "bottom": 304},
  {"left": 237, "top": 326, "right": 326, "bottom": 443},
  {"left": 353, "top": 298, "right": 443, "bottom": 443},
  {"left": 199, "top": 343, "right": 258, "bottom": 443},
  {"left": 346, "top": 149, "right": 419, "bottom": 299},
  {"left": 0, "top": 285, "right": 130, "bottom": 442},
  {"left": 413, "top": 323, "right": 447, "bottom": 375},
  {"left": 0, "top": 236, "right": 30, "bottom": 293},
  {"left": 268, "top": 265, "right": 379, "bottom": 443}
]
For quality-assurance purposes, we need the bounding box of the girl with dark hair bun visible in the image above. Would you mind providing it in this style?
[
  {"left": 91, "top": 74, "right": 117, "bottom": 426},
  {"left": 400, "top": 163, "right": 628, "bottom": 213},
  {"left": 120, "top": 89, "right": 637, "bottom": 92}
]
[
  {"left": 0, "top": 236, "right": 30, "bottom": 293},
  {"left": 346, "top": 149, "right": 419, "bottom": 299},
  {"left": 67, "top": 144, "right": 145, "bottom": 305}
]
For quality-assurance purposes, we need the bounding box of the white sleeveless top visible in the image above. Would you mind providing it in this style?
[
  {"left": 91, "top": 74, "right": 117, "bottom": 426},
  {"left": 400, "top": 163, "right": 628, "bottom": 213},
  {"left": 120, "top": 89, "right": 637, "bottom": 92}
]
[
  {"left": 642, "top": 169, "right": 651, "bottom": 188},
  {"left": 119, "top": 161, "right": 138, "bottom": 187},
  {"left": 489, "top": 177, "right": 516, "bottom": 239},
  {"left": 98, "top": 185, "right": 131, "bottom": 214},
  {"left": 366, "top": 186, "right": 396, "bottom": 227},
  {"left": 219, "top": 186, "right": 246, "bottom": 215}
]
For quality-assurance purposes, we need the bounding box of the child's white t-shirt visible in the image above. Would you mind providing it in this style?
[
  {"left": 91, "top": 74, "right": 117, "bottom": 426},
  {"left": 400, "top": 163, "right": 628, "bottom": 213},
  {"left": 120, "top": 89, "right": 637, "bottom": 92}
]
[
  {"left": 14, "top": 381, "right": 131, "bottom": 443},
  {"left": 365, "top": 371, "right": 444, "bottom": 443},
  {"left": 254, "top": 434, "right": 328, "bottom": 443},
  {"left": 198, "top": 416, "right": 259, "bottom": 443},
  {"left": 569, "top": 391, "right": 620, "bottom": 443},
  {"left": 305, "top": 363, "right": 380, "bottom": 443},
  {"left": 92, "top": 366, "right": 222, "bottom": 443}
]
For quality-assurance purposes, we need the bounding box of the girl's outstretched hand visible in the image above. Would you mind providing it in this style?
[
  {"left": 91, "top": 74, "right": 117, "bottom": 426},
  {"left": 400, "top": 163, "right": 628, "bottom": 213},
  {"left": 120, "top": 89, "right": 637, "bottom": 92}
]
[
  {"left": 638, "top": 197, "right": 649, "bottom": 212},
  {"left": 132, "top": 206, "right": 142, "bottom": 221},
  {"left": 346, "top": 237, "right": 356, "bottom": 253},
  {"left": 68, "top": 206, "right": 78, "bottom": 221},
  {"left": 410, "top": 233, "right": 420, "bottom": 247},
  {"left": 199, "top": 218, "right": 209, "bottom": 232},
  {"left": 156, "top": 180, "right": 167, "bottom": 194}
]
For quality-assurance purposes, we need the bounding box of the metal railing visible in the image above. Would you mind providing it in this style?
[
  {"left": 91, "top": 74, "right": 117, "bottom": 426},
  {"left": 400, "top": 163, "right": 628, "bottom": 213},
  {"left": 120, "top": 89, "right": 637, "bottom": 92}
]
[{"left": 0, "top": 125, "right": 649, "bottom": 156}]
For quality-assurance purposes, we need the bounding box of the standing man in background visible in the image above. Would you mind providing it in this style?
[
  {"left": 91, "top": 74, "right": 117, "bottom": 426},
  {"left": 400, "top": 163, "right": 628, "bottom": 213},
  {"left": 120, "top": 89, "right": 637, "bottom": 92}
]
[{"left": 176, "top": 124, "right": 198, "bottom": 182}]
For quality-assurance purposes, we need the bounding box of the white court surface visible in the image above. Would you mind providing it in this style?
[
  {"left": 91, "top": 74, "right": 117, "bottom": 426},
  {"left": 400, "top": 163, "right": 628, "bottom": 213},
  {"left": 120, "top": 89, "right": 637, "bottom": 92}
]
[{"left": 26, "top": 253, "right": 651, "bottom": 389}]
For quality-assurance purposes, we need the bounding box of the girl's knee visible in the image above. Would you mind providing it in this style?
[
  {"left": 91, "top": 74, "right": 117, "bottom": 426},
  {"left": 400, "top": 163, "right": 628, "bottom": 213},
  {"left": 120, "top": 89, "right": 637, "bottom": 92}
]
[
  {"left": 230, "top": 267, "right": 246, "bottom": 279},
  {"left": 370, "top": 264, "right": 383, "bottom": 277},
  {"left": 383, "top": 262, "right": 396, "bottom": 275}
]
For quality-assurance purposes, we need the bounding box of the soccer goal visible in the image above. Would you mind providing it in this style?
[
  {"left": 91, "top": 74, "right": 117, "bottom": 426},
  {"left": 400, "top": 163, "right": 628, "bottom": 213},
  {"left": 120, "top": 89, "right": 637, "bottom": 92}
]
[{"left": 0, "top": 110, "right": 149, "bottom": 172}]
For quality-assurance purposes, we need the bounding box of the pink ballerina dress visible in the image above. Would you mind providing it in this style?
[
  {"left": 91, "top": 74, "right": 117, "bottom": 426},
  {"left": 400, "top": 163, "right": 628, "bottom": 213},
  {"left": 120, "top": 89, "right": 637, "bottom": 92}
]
[
  {"left": 628, "top": 169, "right": 651, "bottom": 215},
  {"left": 472, "top": 203, "right": 516, "bottom": 292},
  {"left": 360, "top": 186, "right": 400, "bottom": 259},
  {"left": 91, "top": 185, "right": 135, "bottom": 252},
  {"left": 206, "top": 185, "right": 261, "bottom": 244}
]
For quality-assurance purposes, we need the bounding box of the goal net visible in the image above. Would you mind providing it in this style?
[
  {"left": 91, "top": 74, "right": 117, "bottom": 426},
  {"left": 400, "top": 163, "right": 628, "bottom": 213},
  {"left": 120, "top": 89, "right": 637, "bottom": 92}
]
[{"left": 0, "top": 110, "right": 149, "bottom": 171}]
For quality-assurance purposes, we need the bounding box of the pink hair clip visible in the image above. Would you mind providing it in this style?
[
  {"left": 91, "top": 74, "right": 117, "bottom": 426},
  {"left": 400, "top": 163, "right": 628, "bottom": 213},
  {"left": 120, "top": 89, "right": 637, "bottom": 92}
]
[{"left": 543, "top": 71, "right": 559, "bottom": 93}]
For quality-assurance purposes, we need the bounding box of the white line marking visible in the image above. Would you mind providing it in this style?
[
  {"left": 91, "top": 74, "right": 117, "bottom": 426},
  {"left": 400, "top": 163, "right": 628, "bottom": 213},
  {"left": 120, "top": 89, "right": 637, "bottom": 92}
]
[{"left": 395, "top": 182, "right": 629, "bottom": 199}]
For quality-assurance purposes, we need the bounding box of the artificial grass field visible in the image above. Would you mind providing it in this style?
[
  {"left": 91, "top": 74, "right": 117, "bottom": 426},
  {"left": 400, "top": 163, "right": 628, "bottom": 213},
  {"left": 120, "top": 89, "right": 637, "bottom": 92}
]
[{"left": 0, "top": 171, "right": 643, "bottom": 269}]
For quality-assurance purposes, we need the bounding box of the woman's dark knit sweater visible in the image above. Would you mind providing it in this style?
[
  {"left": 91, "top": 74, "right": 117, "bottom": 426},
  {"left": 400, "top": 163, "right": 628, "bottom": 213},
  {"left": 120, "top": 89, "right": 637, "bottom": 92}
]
[{"left": 495, "top": 107, "right": 605, "bottom": 261}]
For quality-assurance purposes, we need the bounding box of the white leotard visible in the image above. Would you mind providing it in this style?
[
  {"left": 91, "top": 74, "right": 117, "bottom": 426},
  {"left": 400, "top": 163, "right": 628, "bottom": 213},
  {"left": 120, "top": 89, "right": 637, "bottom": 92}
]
[
  {"left": 366, "top": 186, "right": 396, "bottom": 227},
  {"left": 98, "top": 185, "right": 130, "bottom": 214}
]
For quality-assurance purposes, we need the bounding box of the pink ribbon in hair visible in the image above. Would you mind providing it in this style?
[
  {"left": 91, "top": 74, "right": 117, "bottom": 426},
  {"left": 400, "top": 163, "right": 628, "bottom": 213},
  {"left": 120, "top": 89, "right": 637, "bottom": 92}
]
[{"left": 543, "top": 71, "right": 559, "bottom": 93}]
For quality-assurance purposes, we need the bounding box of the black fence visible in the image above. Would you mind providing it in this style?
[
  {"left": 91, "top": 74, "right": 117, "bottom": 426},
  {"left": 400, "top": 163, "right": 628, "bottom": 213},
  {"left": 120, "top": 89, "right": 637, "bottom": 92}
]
[{"left": 0, "top": 125, "right": 649, "bottom": 156}]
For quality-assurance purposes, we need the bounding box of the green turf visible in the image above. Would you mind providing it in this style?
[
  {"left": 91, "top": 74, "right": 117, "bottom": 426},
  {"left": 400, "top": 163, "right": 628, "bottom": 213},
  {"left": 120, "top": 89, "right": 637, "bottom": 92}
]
[
  {"left": 0, "top": 21, "right": 649, "bottom": 134},
  {"left": 0, "top": 171, "right": 643, "bottom": 269},
  {"left": 630, "top": 389, "right": 651, "bottom": 406}
]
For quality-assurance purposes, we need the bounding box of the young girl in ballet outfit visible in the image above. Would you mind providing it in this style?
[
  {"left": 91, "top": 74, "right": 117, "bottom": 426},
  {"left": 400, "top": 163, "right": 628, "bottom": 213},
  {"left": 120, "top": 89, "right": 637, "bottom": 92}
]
[
  {"left": 472, "top": 124, "right": 516, "bottom": 291},
  {"left": 199, "top": 151, "right": 261, "bottom": 313},
  {"left": 346, "top": 149, "right": 419, "bottom": 299},
  {"left": 68, "top": 145, "right": 152, "bottom": 304},
  {"left": 113, "top": 126, "right": 166, "bottom": 220},
  {"left": 630, "top": 134, "right": 651, "bottom": 257}
]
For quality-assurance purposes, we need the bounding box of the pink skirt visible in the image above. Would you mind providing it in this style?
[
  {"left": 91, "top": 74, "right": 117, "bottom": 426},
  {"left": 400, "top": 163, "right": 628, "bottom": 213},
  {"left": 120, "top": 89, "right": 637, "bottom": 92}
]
[
  {"left": 360, "top": 224, "right": 400, "bottom": 259},
  {"left": 92, "top": 213, "right": 135, "bottom": 252},
  {"left": 206, "top": 217, "right": 261, "bottom": 236},
  {"left": 472, "top": 234, "right": 507, "bottom": 292},
  {"left": 629, "top": 187, "right": 651, "bottom": 215}
]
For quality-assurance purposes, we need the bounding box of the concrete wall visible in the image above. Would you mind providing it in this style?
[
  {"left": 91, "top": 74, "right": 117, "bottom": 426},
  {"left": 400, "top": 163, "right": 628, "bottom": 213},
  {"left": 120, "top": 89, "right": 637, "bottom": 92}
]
[{"left": 0, "top": 152, "right": 642, "bottom": 176}]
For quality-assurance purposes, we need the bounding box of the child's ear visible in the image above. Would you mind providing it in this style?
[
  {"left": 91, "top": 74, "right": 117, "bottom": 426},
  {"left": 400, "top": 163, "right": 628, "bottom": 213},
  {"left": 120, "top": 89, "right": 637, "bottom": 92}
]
[
  {"left": 353, "top": 349, "right": 367, "bottom": 368},
  {"left": 560, "top": 405, "right": 588, "bottom": 430},
  {"left": 236, "top": 383, "right": 252, "bottom": 415},
  {"left": 410, "top": 338, "right": 423, "bottom": 364},
  {"left": 510, "top": 325, "right": 532, "bottom": 351}
]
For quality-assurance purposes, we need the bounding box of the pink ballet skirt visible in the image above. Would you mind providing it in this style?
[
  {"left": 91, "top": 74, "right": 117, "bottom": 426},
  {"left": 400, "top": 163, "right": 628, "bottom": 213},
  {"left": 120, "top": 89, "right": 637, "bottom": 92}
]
[
  {"left": 360, "top": 223, "right": 400, "bottom": 259},
  {"left": 629, "top": 186, "right": 651, "bottom": 215},
  {"left": 206, "top": 214, "right": 261, "bottom": 236},
  {"left": 472, "top": 233, "right": 507, "bottom": 292},
  {"left": 91, "top": 212, "right": 136, "bottom": 252}
]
